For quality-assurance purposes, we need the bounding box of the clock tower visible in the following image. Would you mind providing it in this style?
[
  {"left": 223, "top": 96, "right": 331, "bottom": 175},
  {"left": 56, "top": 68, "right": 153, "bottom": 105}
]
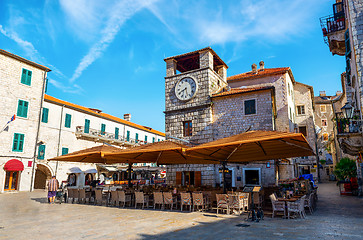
[{"left": 164, "top": 47, "right": 228, "bottom": 144}]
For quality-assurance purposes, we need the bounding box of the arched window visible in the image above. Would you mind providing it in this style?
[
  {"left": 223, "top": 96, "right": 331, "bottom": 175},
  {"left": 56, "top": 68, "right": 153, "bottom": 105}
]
[
  {"left": 68, "top": 173, "right": 77, "bottom": 186},
  {"left": 85, "top": 173, "right": 93, "bottom": 185},
  {"left": 112, "top": 173, "right": 118, "bottom": 181}
]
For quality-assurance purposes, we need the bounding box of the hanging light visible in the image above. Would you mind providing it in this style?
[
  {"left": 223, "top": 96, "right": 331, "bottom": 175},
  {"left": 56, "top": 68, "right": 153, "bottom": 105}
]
[{"left": 341, "top": 102, "right": 354, "bottom": 119}]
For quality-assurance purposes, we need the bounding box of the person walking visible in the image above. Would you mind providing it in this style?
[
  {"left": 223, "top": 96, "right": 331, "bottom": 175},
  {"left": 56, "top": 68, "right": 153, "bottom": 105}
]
[{"left": 48, "top": 176, "right": 59, "bottom": 204}]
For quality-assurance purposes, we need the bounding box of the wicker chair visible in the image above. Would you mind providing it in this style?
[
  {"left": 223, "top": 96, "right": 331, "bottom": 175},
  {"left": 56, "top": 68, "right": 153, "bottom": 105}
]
[
  {"left": 135, "top": 192, "right": 149, "bottom": 209},
  {"left": 153, "top": 192, "right": 164, "bottom": 209},
  {"left": 94, "top": 189, "right": 107, "bottom": 206},
  {"left": 67, "top": 188, "right": 75, "bottom": 203},
  {"left": 78, "top": 188, "right": 88, "bottom": 204},
  {"left": 287, "top": 195, "right": 306, "bottom": 219},
  {"left": 192, "top": 192, "right": 205, "bottom": 212},
  {"left": 109, "top": 190, "right": 119, "bottom": 206},
  {"left": 163, "top": 192, "right": 176, "bottom": 210},
  {"left": 269, "top": 194, "right": 286, "bottom": 218},
  {"left": 304, "top": 193, "right": 314, "bottom": 214},
  {"left": 118, "top": 191, "right": 131, "bottom": 208},
  {"left": 216, "top": 194, "right": 229, "bottom": 214},
  {"left": 229, "top": 193, "right": 245, "bottom": 215},
  {"left": 180, "top": 192, "right": 192, "bottom": 211}
]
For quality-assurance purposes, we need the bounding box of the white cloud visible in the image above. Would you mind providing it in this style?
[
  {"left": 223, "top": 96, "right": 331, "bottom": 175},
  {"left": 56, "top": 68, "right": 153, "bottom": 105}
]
[
  {"left": 49, "top": 79, "right": 83, "bottom": 94},
  {"left": 69, "top": 0, "right": 159, "bottom": 83}
]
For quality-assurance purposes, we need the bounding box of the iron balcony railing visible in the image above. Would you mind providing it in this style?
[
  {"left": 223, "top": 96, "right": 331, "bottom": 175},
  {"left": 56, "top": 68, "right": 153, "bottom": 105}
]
[
  {"left": 320, "top": 14, "right": 346, "bottom": 45},
  {"left": 336, "top": 111, "right": 363, "bottom": 134},
  {"left": 75, "top": 126, "right": 147, "bottom": 145}
]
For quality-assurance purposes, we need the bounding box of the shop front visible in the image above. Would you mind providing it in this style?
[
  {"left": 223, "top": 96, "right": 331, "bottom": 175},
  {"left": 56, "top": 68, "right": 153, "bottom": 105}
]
[{"left": 3, "top": 159, "right": 24, "bottom": 191}]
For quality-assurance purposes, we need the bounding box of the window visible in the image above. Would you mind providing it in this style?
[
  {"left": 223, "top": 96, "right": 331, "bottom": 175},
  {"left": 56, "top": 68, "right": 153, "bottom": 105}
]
[
  {"left": 12, "top": 133, "right": 24, "bottom": 152},
  {"left": 17, "top": 100, "right": 29, "bottom": 118},
  {"left": 144, "top": 135, "right": 147, "bottom": 143},
  {"left": 243, "top": 168, "right": 261, "bottom": 186},
  {"left": 299, "top": 126, "right": 307, "bottom": 137},
  {"left": 41, "top": 107, "right": 49, "bottom": 123},
  {"left": 45, "top": 78, "right": 48, "bottom": 93},
  {"left": 244, "top": 99, "right": 256, "bottom": 115},
  {"left": 152, "top": 137, "right": 155, "bottom": 143},
  {"left": 183, "top": 121, "right": 192, "bottom": 136},
  {"left": 176, "top": 171, "right": 201, "bottom": 186},
  {"left": 37, "top": 144, "right": 46, "bottom": 159},
  {"left": 21, "top": 68, "right": 32, "bottom": 86},
  {"left": 322, "top": 119, "right": 327, "bottom": 127},
  {"left": 126, "top": 131, "right": 130, "bottom": 141},
  {"left": 322, "top": 133, "right": 329, "bottom": 141},
  {"left": 135, "top": 133, "right": 139, "bottom": 143},
  {"left": 158, "top": 139, "right": 160, "bottom": 142},
  {"left": 115, "top": 127, "right": 119, "bottom": 140},
  {"left": 65, "top": 114, "right": 72, "bottom": 128},
  {"left": 297, "top": 105, "right": 305, "bottom": 115},
  {"left": 84, "top": 119, "right": 90, "bottom": 133},
  {"left": 62, "top": 147, "right": 69, "bottom": 155},
  {"left": 101, "top": 123, "right": 106, "bottom": 135},
  {"left": 68, "top": 173, "right": 77, "bottom": 186},
  {"left": 288, "top": 84, "right": 291, "bottom": 95},
  {"left": 320, "top": 105, "right": 326, "bottom": 113}
]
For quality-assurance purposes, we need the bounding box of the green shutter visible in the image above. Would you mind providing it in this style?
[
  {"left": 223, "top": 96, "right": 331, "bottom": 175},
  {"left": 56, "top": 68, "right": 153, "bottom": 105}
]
[
  {"left": 62, "top": 147, "right": 69, "bottom": 155},
  {"left": 21, "top": 69, "right": 32, "bottom": 86},
  {"left": 101, "top": 124, "right": 106, "bottom": 135},
  {"left": 45, "top": 78, "right": 48, "bottom": 93},
  {"left": 126, "top": 131, "right": 130, "bottom": 141},
  {"left": 152, "top": 137, "right": 155, "bottom": 143},
  {"left": 65, "top": 114, "right": 71, "bottom": 128},
  {"left": 144, "top": 135, "right": 147, "bottom": 143},
  {"left": 17, "top": 100, "right": 28, "bottom": 118},
  {"left": 158, "top": 139, "right": 160, "bottom": 142},
  {"left": 37, "top": 145, "right": 46, "bottom": 159},
  {"left": 41, "top": 108, "right": 49, "bottom": 123},
  {"left": 13, "top": 133, "right": 24, "bottom": 152},
  {"left": 135, "top": 133, "right": 139, "bottom": 143},
  {"left": 84, "top": 119, "right": 90, "bottom": 133},
  {"left": 115, "top": 127, "right": 119, "bottom": 140}
]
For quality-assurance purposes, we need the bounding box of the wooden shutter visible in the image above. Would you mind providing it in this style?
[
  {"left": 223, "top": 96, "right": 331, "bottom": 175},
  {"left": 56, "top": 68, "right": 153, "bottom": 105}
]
[
  {"left": 37, "top": 145, "right": 45, "bottom": 159},
  {"left": 65, "top": 114, "right": 72, "bottom": 128},
  {"left": 21, "top": 69, "right": 27, "bottom": 84},
  {"left": 176, "top": 172, "right": 182, "bottom": 185},
  {"left": 27, "top": 70, "right": 32, "bottom": 85},
  {"left": 84, "top": 119, "right": 90, "bottom": 133},
  {"left": 115, "top": 127, "right": 119, "bottom": 139},
  {"left": 194, "top": 171, "right": 201, "bottom": 187},
  {"left": 127, "top": 131, "right": 130, "bottom": 141},
  {"left": 42, "top": 108, "right": 49, "bottom": 123},
  {"left": 101, "top": 123, "right": 106, "bottom": 135}
]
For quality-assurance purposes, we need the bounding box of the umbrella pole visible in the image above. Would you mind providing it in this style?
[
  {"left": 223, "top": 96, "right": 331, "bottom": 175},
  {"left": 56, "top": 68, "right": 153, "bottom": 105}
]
[
  {"left": 128, "top": 163, "right": 133, "bottom": 187},
  {"left": 222, "top": 161, "right": 227, "bottom": 194}
]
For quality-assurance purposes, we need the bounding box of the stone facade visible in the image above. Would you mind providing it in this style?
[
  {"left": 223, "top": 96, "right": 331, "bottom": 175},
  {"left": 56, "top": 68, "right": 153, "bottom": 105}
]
[{"left": 0, "top": 50, "right": 49, "bottom": 192}]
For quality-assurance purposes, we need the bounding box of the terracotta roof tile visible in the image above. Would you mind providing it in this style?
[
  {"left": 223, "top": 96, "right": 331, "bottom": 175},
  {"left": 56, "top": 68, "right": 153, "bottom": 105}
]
[
  {"left": 227, "top": 67, "right": 291, "bottom": 82},
  {"left": 211, "top": 86, "right": 274, "bottom": 98},
  {"left": 44, "top": 94, "right": 165, "bottom": 136}
]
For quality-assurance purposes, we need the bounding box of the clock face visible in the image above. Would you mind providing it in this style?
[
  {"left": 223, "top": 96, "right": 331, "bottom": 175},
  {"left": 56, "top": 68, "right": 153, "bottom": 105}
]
[{"left": 175, "top": 77, "right": 197, "bottom": 101}]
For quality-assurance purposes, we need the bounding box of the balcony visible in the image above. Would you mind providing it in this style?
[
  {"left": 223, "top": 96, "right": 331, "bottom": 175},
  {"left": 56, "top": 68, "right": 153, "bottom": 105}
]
[
  {"left": 75, "top": 126, "right": 146, "bottom": 147},
  {"left": 320, "top": 14, "right": 346, "bottom": 56},
  {"left": 335, "top": 112, "right": 363, "bottom": 156}
]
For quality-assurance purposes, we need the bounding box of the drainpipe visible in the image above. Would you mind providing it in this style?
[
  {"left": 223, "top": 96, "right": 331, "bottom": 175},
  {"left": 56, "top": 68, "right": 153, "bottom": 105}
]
[
  {"left": 313, "top": 125, "right": 321, "bottom": 183},
  {"left": 30, "top": 71, "right": 47, "bottom": 191},
  {"left": 55, "top": 105, "right": 65, "bottom": 176}
]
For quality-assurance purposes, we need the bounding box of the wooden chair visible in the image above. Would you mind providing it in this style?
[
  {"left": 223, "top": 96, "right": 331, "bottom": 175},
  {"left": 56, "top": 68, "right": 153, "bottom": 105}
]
[
  {"left": 118, "top": 191, "right": 131, "bottom": 208},
  {"left": 153, "top": 192, "right": 164, "bottom": 209},
  {"left": 163, "top": 192, "right": 176, "bottom": 210},
  {"left": 287, "top": 195, "right": 306, "bottom": 219},
  {"left": 216, "top": 194, "right": 229, "bottom": 214},
  {"left": 135, "top": 192, "right": 149, "bottom": 209},
  {"left": 180, "top": 192, "right": 192, "bottom": 211},
  {"left": 192, "top": 192, "right": 205, "bottom": 212},
  {"left": 269, "top": 194, "right": 286, "bottom": 218}
]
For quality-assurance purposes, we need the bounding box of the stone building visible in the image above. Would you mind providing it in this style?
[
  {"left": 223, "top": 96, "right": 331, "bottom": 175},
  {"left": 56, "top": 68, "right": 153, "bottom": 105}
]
[
  {"left": 0, "top": 49, "right": 165, "bottom": 192},
  {"left": 320, "top": 0, "right": 363, "bottom": 193},
  {"left": 293, "top": 82, "right": 318, "bottom": 179},
  {"left": 0, "top": 49, "right": 50, "bottom": 192},
  {"left": 164, "top": 47, "right": 307, "bottom": 188}
]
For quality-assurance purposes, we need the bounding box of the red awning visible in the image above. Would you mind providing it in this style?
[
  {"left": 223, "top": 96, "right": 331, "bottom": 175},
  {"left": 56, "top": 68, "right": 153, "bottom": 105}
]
[{"left": 4, "top": 159, "right": 24, "bottom": 171}]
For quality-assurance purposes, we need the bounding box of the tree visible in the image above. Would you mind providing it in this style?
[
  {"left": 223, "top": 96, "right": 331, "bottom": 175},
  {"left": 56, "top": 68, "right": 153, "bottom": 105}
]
[{"left": 334, "top": 158, "right": 357, "bottom": 181}]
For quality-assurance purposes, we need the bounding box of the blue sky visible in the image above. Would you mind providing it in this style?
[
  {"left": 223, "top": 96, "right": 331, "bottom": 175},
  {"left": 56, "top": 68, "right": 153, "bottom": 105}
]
[{"left": 0, "top": 0, "right": 344, "bottom": 132}]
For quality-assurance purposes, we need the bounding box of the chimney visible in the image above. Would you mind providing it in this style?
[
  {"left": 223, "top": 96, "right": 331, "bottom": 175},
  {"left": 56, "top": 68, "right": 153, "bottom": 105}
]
[
  {"left": 319, "top": 91, "right": 326, "bottom": 97},
  {"left": 259, "top": 61, "right": 264, "bottom": 71},
  {"left": 336, "top": 91, "right": 342, "bottom": 95},
  {"left": 124, "top": 113, "right": 131, "bottom": 121},
  {"left": 251, "top": 63, "right": 258, "bottom": 74}
]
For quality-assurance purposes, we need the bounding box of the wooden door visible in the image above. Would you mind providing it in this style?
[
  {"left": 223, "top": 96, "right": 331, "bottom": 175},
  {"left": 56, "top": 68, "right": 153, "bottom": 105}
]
[
  {"left": 194, "top": 171, "right": 201, "bottom": 187},
  {"left": 4, "top": 171, "right": 19, "bottom": 191},
  {"left": 176, "top": 172, "right": 182, "bottom": 185}
]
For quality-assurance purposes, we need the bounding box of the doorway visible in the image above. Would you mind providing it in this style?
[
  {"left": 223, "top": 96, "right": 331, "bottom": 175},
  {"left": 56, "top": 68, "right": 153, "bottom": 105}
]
[
  {"left": 34, "top": 164, "right": 52, "bottom": 189},
  {"left": 4, "top": 171, "right": 19, "bottom": 191}
]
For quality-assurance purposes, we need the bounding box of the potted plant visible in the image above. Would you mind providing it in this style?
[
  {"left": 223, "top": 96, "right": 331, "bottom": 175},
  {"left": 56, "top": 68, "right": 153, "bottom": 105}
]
[{"left": 334, "top": 158, "right": 357, "bottom": 195}]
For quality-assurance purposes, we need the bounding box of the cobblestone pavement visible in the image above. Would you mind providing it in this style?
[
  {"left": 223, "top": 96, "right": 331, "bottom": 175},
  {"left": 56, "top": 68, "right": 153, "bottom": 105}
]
[{"left": 0, "top": 182, "right": 362, "bottom": 240}]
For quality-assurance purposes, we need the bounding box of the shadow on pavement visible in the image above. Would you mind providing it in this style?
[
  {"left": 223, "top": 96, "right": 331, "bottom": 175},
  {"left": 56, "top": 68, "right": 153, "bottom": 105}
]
[{"left": 31, "top": 197, "right": 49, "bottom": 204}]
